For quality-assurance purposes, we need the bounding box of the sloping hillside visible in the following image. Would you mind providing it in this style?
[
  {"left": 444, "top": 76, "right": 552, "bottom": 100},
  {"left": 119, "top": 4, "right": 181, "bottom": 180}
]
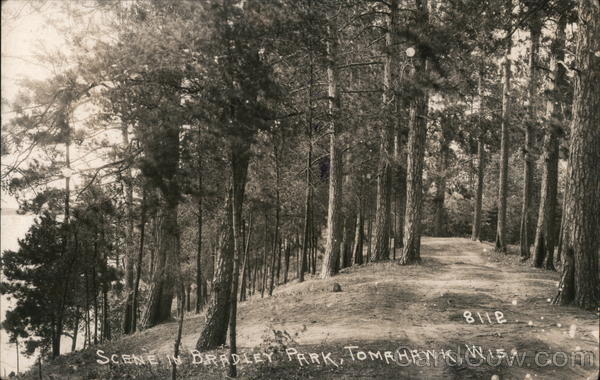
[{"left": 26, "top": 238, "right": 599, "bottom": 379}]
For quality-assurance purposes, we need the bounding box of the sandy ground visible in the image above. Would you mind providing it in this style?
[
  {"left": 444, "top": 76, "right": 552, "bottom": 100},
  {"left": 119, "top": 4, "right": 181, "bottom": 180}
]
[{"left": 33, "top": 237, "right": 599, "bottom": 379}]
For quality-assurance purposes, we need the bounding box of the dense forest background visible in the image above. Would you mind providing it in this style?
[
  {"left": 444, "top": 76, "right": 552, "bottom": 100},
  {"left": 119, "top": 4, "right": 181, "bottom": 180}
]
[{"left": 1, "top": 0, "right": 598, "bottom": 377}]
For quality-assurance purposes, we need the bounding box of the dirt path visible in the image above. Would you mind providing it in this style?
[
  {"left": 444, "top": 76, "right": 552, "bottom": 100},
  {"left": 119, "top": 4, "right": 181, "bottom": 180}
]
[{"left": 103, "top": 238, "right": 598, "bottom": 379}]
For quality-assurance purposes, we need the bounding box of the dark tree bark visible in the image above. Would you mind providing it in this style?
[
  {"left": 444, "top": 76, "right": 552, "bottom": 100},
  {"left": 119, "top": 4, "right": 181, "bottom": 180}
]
[
  {"left": 141, "top": 202, "right": 177, "bottom": 328},
  {"left": 122, "top": 124, "right": 135, "bottom": 335},
  {"left": 141, "top": 118, "right": 180, "bottom": 328},
  {"left": 366, "top": 204, "right": 373, "bottom": 263},
  {"left": 239, "top": 215, "right": 252, "bottom": 301},
  {"left": 519, "top": 17, "right": 541, "bottom": 259},
  {"left": 433, "top": 118, "right": 451, "bottom": 237},
  {"left": 269, "top": 135, "right": 282, "bottom": 295},
  {"left": 93, "top": 266, "right": 98, "bottom": 345},
  {"left": 371, "top": 0, "right": 397, "bottom": 262},
  {"left": 196, "top": 143, "right": 250, "bottom": 350},
  {"left": 276, "top": 239, "right": 282, "bottom": 284},
  {"left": 131, "top": 190, "right": 146, "bottom": 333},
  {"left": 71, "top": 309, "right": 79, "bottom": 352},
  {"left": 394, "top": 130, "right": 407, "bottom": 248},
  {"left": 283, "top": 238, "right": 291, "bottom": 283},
  {"left": 533, "top": 12, "right": 566, "bottom": 270},
  {"left": 400, "top": 96, "right": 428, "bottom": 263},
  {"left": 553, "top": 0, "right": 600, "bottom": 310},
  {"left": 472, "top": 71, "right": 485, "bottom": 241},
  {"left": 227, "top": 144, "right": 250, "bottom": 377},
  {"left": 495, "top": 1, "right": 512, "bottom": 253},
  {"left": 321, "top": 14, "right": 343, "bottom": 279},
  {"left": 399, "top": 0, "right": 429, "bottom": 265},
  {"left": 196, "top": 161, "right": 204, "bottom": 313},
  {"left": 352, "top": 198, "right": 364, "bottom": 265},
  {"left": 472, "top": 140, "right": 485, "bottom": 240},
  {"left": 260, "top": 215, "right": 269, "bottom": 298}
]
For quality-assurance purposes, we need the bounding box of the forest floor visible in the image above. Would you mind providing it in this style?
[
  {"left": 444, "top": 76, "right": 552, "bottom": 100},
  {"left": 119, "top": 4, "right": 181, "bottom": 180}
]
[{"left": 26, "top": 238, "right": 599, "bottom": 379}]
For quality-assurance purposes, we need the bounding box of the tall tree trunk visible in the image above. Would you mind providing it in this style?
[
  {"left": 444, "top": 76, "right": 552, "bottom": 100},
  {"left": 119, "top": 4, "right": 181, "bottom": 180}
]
[
  {"left": 131, "top": 190, "right": 146, "bottom": 333},
  {"left": 239, "top": 215, "right": 253, "bottom": 302},
  {"left": 260, "top": 215, "right": 269, "bottom": 298},
  {"left": 352, "top": 199, "right": 364, "bottom": 265},
  {"left": 399, "top": 0, "right": 429, "bottom": 265},
  {"left": 472, "top": 141, "right": 485, "bottom": 241},
  {"left": 102, "top": 276, "right": 110, "bottom": 342},
  {"left": 366, "top": 203, "right": 373, "bottom": 263},
  {"left": 519, "top": 18, "right": 541, "bottom": 259},
  {"left": 300, "top": 39, "right": 315, "bottom": 283},
  {"left": 252, "top": 237, "right": 259, "bottom": 294},
  {"left": 197, "top": 142, "right": 250, "bottom": 350},
  {"left": 142, "top": 202, "right": 178, "bottom": 328},
  {"left": 283, "top": 238, "right": 291, "bottom": 283},
  {"left": 71, "top": 309, "right": 79, "bottom": 352},
  {"left": 93, "top": 266, "right": 98, "bottom": 345},
  {"left": 196, "top": 161, "right": 204, "bottom": 313},
  {"left": 433, "top": 118, "right": 450, "bottom": 237},
  {"left": 320, "top": 14, "right": 343, "bottom": 278},
  {"left": 122, "top": 124, "right": 135, "bottom": 335},
  {"left": 269, "top": 138, "right": 281, "bottom": 295},
  {"left": 227, "top": 143, "right": 250, "bottom": 377},
  {"left": 142, "top": 116, "right": 180, "bottom": 329},
  {"left": 372, "top": 0, "right": 398, "bottom": 261},
  {"left": 533, "top": 12, "right": 566, "bottom": 270},
  {"left": 84, "top": 271, "right": 90, "bottom": 347},
  {"left": 394, "top": 132, "right": 407, "bottom": 248},
  {"left": 268, "top": 216, "right": 279, "bottom": 296},
  {"left": 495, "top": 1, "right": 513, "bottom": 253},
  {"left": 553, "top": 0, "right": 600, "bottom": 310},
  {"left": 310, "top": 208, "right": 317, "bottom": 275},
  {"left": 472, "top": 71, "right": 485, "bottom": 241}
]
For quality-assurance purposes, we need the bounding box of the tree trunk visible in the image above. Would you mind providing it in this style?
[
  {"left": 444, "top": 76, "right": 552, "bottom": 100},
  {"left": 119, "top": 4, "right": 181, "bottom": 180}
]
[
  {"left": 239, "top": 215, "right": 253, "bottom": 301},
  {"left": 84, "top": 271, "right": 90, "bottom": 348},
  {"left": 171, "top": 283, "right": 185, "bottom": 380},
  {"left": 268, "top": 218, "right": 278, "bottom": 296},
  {"left": 142, "top": 202, "right": 177, "bottom": 328},
  {"left": 122, "top": 124, "right": 135, "bottom": 335},
  {"left": 320, "top": 14, "right": 343, "bottom": 279},
  {"left": 495, "top": 2, "right": 512, "bottom": 253},
  {"left": 197, "top": 144, "right": 249, "bottom": 351},
  {"left": 142, "top": 115, "right": 180, "bottom": 328},
  {"left": 227, "top": 143, "right": 250, "bottom": 377},
  {"left": 553, "top": 0, "right": 600, "bottom": 310},
  {"left": 394, "top": 131, "right": 407, "bottom": 248},
  {"left": 472, "top": 71, "right": 485, "bottom": 241},
  {"left": 196, "top": 161, "right": 204, "bottom": 313},
  {"left": 366, "top": 203, "right": 373, "bottom": 263},
  {"left": 101, "top": 224, "right": 111, "bottom": 342},
  {"left": 533, "top": 12, "right": 566, "bottom": 270},
  {"left": 371, "top": 0, "right": 397, "bottom": 262},
  {"left": 130, "top": 190, "right": 146, "bottom": 333},
  {"left": 472, "top": 140, "right": 485, "bottom": 241},
  {"left": 252, "top": 237, "right": 259, "bottom": 295},
  {"left": 71, "top": 310, "right": 79, "bottom": 352},
  {"left": 352, "top": 199, "right": 364, "bottom": 265},
  {"left": 433, "top": 118, "right": 450, "bottom": 237},
  {"left": 399, "top": 0, "right": 429, "bottom": 264},
  {"left": 52, "top": 321, "right": 61, "bottom": 358},
  {"left": 400, "top": 96, "right": 428, "bottom": 263},
  {"left": 519, "top": 18, "right": 541, "bottom": 259},
  {"left": 283, "top": 238, "right": 291, "bottom": 283},
  {"left": 93, "top": 266, "right": 98, "bottom": 345},
  {"left": 260, "top": 215, "right": 269, "bottom": 298}
]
